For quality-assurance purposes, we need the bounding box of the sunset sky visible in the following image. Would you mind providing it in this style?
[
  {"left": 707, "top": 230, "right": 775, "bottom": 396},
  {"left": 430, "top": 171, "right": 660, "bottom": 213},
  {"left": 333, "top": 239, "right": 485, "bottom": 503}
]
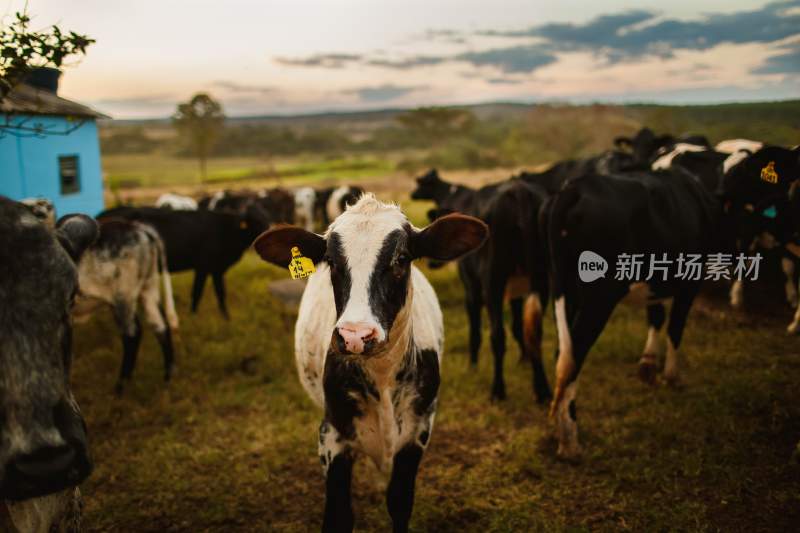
[{"left": 6, "top": 0, "right": 800, "bottom": 118}]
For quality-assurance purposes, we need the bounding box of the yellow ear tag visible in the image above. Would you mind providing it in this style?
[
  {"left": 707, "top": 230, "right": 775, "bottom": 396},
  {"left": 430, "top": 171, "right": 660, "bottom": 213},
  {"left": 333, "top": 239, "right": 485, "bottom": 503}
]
[
  {"left": 288, "top": 246, "right": 316, "bottom": 280},
  {"left": 760, "top": 161, "right": 778, "bottom": 184}
]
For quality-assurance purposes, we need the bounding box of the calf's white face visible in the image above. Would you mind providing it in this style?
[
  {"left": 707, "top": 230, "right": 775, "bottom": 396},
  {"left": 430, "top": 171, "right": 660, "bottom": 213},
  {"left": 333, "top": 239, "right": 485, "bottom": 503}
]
[{"left": 254, "top": 194, "right": 487, "bottom": 356}]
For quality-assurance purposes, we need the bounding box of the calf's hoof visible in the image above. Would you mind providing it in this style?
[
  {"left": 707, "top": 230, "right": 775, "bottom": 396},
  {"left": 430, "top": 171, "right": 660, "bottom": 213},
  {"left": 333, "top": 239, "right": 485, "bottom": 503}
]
[
  {"left": 664, "top": 373, "right": 683, "bottom": 389},
  {"left": 637, "top": 355, "right": 658, "bottom": 385},
  {"left": 556, "top": 442, "right": 582, "bottom": 463},
  {"left": 490, "top": 383, "right": 507, "bottom": 402}
]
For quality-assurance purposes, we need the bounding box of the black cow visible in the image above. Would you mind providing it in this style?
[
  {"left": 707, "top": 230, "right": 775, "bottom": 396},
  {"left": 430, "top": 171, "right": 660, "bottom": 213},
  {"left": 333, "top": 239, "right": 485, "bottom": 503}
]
[
  {"left": 97, "top": 204, "right": 270, "bottom": 319},
  {"left": 412, "top": 170, "right": 552, "bottom": 402},
  {"left": 615, "top": 127, "right": 710, "bottom": 167},
  {"left": 0, "top": 198, "right": 96, "bottom": 530},
  {"left": 520, "top": 150, "right": 641, "bottom": 193},
  {"left": 543, "top": 168, "right": 722, "bottom": 458}
]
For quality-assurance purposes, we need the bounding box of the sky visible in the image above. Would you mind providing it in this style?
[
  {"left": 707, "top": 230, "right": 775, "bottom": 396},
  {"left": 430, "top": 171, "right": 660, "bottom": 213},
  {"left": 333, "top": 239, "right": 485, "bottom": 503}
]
[{"left": 4, "top": 0, "right": 800, "bottom": 118}]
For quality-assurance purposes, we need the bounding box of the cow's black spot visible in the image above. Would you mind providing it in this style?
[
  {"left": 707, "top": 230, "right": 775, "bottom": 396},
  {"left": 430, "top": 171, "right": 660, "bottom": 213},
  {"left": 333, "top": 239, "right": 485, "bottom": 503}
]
[
  {"left": 323, "top": 352, "right": 379, "bottom": 439},
  {"left": 367, "top": 229, "right": 411, "bottom": 334},
  {"left": 326, "top": 232, "right": 351, "bottom": 318},
  {"left": 396, "top": 347, "right": 440, "bottom": 416},
  {"left": 568, "top": 400, "right": 577, "bottom": 421},
  {"left": 419, "top": 430, "right": 430, "bottom": 446}
]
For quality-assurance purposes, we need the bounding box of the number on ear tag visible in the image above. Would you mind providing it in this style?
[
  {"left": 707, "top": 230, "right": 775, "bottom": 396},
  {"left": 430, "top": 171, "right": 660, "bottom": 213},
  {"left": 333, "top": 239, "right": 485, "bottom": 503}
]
[
  {"left": 760, "top": 161, "right": 778, "bottom": 184},
  {"left": 288, "top": 246, "right": 316, "bottom": 279}
]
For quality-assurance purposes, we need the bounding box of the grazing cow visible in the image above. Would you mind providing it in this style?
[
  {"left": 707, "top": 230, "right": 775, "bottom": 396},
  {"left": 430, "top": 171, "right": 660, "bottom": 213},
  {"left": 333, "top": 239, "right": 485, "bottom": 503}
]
[
  {"left": 253, "top": 195, "right": 487, "bottom": 532},
  {"left": 155, "top": 193, "right": 198, "bottom": 211},
  {"left": 20, "top": 198, "right": 56, "bottom": 228},
  {"left": 543, "top": 168, "right": 721, "bottom": 458},
  {"left": 615, "top": 127, "right": 710, "bottom": 167},
  {"left": 72, "top": 219, "right": 179, "bottom": 394},
  {"left": 201, "top": 189, "right": 260, "bottom": 215},
  {"left": 521, "top": 150, "right": 641, "bottom": 193},
  {"left": 294, "top": 187, "right": 317, "bottom": 231},
  {"left": 719, "top": 145, "right": 800, "bottom": 330},
  {"left": 412, "top": 170, "right": 552, "bottom": 402},
  {"left": 97, "top": 204, "right": 270, "bottom": 319},
  {"left": 0, "top": 198, "right": 97, "bottom": 532}
]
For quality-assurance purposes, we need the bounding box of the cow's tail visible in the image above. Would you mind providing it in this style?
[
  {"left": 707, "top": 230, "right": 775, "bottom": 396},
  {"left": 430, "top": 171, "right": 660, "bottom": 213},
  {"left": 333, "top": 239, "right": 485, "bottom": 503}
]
[
  {"left": 157, "top": 238, "right": 179, "bottom": 332},
  {"left": 141, "top": 224, "right": 179, "bottom": 331},
  {"left": 543, "top": 184, "right": 581, "bottom": 416}
]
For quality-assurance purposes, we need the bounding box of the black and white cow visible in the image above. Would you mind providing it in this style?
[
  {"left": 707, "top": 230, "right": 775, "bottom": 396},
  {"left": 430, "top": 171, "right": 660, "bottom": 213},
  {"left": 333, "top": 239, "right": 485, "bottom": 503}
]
[
  {"left": 0, "top": 198, "right": 97, "bottom": 531},
  {"left": 411, "top": 170, "right": 552, "bottom": 402},
  {"left": 294, "top": 187, "right": 317, "bottom": 231},
  {"left": 719, "top": 145, "right": 800, "bottom": 331},
  {"left": 253, "top": 194, "right": 487, "bottom": 532},
  {"left": 20, "top": 198, "right": 56, "bottom": 228},
  {"left": 314, "top": 185, "right": 365, "bottom": 227},
  {"left": 72, "top": 219, "right": 179, "bottom": 394},
  {"left": 97, "top": 204, "right": 270, "bottom": 319},
  {"left": 543, "top": 168, "right": 722, "bottom": 458}
]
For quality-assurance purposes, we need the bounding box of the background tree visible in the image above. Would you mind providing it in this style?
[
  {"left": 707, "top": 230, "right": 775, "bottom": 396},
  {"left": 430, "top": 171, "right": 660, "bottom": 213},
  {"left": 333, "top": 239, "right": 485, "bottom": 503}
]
[
  {"left": 173, "top": 93, "right": 225, "bottom": 181},
  {"left": 0, "top": 11, "right": 94, "bottom": 102},
  {"left": 395, "top": 107, "right": 475, "bottom": 145}
]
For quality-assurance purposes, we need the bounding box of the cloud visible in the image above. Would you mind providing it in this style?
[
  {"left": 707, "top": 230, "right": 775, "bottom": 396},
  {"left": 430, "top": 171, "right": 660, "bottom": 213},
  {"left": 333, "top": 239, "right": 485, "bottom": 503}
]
[
  {"left": 752, "top": 43, "right": 800, "bottom": 74},
  {"left": 274, "top": 53, "right": 362, "bottom": 68},
  {"left": 271, "top": 1, "right": 800, "bottom": 77},
  {"left": 457, "top": 46, "right": 557, "bottom": 73},
  {"left": 342, "top": 84, "right": 424, "bottom": 102},
  {"left": 212, "top": 81, "right": 276, "bottom": 95}
]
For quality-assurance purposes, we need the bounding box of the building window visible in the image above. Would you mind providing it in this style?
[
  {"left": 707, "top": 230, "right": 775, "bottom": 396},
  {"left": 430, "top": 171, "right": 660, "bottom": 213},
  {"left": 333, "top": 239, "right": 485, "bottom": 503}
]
[{"left": 59, "top": 155, "right": 80, "bottom": 195}]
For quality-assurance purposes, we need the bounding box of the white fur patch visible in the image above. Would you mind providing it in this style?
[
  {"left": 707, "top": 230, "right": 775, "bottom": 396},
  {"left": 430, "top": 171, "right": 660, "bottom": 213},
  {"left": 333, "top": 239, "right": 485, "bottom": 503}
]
[
  {"left": 715, "top": 139, "right": 763, "bottom": 155},
  {"left": 723, "top": 150, "right": 752, "bottom": 175},
  {"left": 651, "top": 143, "right": 707, "bottom": 170},
  {"left": 155, "top": 193, "right": 197, "bottom": 210},
  {"left": 555, "top": 297, "right": 573, "bottom": 364},
  {"left": 294, "top": 187, "right": 316, "bottom": 231}
]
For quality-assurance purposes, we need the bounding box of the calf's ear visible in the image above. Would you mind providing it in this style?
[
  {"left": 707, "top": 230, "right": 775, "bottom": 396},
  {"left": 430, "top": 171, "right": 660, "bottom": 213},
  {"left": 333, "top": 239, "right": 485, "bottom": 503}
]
[
  {"left": 56, "top": 214, "right": 99, "bottom": 262},
  {"left": 412, "top": 213, "right": 488, "bottom": 261},
  {"left": 253, "top": 224, "right": 326, "bottom": 267}
]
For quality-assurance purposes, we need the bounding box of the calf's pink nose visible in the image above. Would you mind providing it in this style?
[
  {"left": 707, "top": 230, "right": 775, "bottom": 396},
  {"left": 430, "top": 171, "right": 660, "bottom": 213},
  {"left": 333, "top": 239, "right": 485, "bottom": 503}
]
[{"left": 337, "top": 322, "right": 379, "bottom": 354}]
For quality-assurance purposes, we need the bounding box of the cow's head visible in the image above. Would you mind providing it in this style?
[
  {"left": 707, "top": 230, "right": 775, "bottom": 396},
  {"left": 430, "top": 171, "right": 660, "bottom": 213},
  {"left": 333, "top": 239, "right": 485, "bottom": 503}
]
[
  {"left": 411, "top": 169, "right": 447, "bottom": 201},
  {"left": 254, "top": 194, "right": 487, "bottom": 356},
  {"left": 0, "top": 199, "right": 97, "bottom": 501}
]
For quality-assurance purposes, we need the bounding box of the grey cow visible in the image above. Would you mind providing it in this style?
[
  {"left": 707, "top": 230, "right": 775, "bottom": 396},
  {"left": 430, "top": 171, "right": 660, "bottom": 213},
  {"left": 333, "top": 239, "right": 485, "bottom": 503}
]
[
  {"left": 73, "top": 218, "right": 179, "bottom": 394},
  {"left": 0, "top": 197, "right": 97, "bottom": 532}
]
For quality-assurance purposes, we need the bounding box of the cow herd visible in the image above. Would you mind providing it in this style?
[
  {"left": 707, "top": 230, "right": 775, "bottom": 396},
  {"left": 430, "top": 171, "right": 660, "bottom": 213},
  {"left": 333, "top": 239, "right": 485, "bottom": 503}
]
[{"left": 2, "top": 129, "right": 799, "bottom": 531}]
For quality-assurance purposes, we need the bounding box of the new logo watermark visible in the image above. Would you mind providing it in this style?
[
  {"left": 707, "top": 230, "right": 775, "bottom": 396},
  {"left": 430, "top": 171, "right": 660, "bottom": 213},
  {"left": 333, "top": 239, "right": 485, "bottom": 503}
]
[
  {"left": 577, "top": 251, "right": 762, "bottom": 283},
  {"left": 578, "top": 251, "right": 608, "bottom": 282}
]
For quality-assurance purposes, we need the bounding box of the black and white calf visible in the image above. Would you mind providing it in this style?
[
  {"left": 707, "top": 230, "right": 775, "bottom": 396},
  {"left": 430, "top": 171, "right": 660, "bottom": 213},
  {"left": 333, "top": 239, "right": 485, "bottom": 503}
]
[
  {"left": 543, "top": 168, "right": 722, "bottom": 458},
  {"left": 155, "top": 193, "right": 198, "bottom": 211},
  {"left": 72, "top": 218, "right": 179, "bottom": 393},
  {"left": 254, "top": 195, "right": 487, "bottom": 532},
  {"left": 0, "top": 198, "right": 97, "bottom": 531},
  {"left": 294, "top": 186, "right": 316, "bottom": 231}
]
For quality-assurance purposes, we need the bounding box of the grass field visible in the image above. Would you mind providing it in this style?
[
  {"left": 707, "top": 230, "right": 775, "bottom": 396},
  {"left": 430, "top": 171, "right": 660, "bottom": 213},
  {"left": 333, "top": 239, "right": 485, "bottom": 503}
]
[
  {"left": 69, "top": 192, "right": 800, "bottom": 532},
  {"left": 103, "top": 154, "right": 395, "bottom": 191}
]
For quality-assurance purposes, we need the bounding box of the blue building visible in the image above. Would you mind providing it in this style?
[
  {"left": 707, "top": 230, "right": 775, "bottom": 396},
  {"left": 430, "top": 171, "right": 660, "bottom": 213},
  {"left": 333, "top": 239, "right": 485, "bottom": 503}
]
[{"left": 0, "top": 68, "right": 109, "bottom": 216}]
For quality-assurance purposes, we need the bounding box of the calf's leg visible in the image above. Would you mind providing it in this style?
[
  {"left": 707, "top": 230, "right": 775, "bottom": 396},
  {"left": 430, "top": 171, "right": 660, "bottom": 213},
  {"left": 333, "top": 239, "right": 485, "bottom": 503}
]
[
  {"left": 319, "top": 421, "right": 354, "bottom": 533},
  {"left": 510, "top": 297, "right": 529, "bottom": 363},
  {"left": 523, "top": 292, "right": 551, "bottom": 403},
  {"left": 638, "top": 303, "right": 666, "bottom": 385},
  {"left": 386, "top": 443, "right": 424, "bottom": 533},
  {"left": 551, "top": 288, "right": 621, "bottom": 459},
  {"left": 486, "top": 289, "right": 507, "bottom": 401},
  {"left": 190, "top": 270, "right": 208, "bottom": 313},
  {"left": 113, "top": 302, "right": 141, "bottom": 394},
  {"left": 458, "top": 264, "right": 483, "bottom": 366},
  {"left": 211, "top": 271, "right": 230, "bottom": 320},
  {"left": 141, "top": 289, "right": 175, "bottom": 382},
  {"left": 664, "top": 286, "right": 699, "bottom": 386}
]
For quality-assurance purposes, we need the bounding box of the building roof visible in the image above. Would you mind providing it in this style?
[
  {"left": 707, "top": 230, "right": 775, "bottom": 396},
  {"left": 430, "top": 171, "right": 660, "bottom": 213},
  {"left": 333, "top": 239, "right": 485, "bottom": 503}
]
[{"left": 1, "top": 83, "right": 109, "bottom": 119}]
